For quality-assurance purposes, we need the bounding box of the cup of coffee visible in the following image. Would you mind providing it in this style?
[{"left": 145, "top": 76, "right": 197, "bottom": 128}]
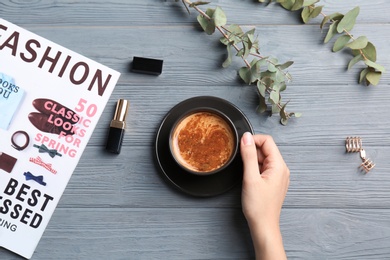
[{"left": 169, "top": 108, "right": 238, "bottom": 175}]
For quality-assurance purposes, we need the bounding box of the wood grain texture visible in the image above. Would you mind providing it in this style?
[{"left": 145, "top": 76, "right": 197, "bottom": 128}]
[{"left": 1, "top": 0, "right": 390, "bottom": 259}]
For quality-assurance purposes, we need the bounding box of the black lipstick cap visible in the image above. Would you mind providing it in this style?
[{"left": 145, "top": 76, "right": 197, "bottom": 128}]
[
  {"left": 131, "top": 56, "right": 163, "bottom": 75},
  {"left": 105, "top": 99, "right": 129, "bottom": 154}
]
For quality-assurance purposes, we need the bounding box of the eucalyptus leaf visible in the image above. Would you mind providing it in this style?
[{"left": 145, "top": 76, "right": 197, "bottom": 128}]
[
  {"left": 220, "top": 37, "right": 229, "bottom": 45},
  {"left": 256, "top": 95, "right": 267, "bottom": 114},
  {"left": 250, "top": 59, "right": 262, "bottom": 82},
  {"left": 366, "top": 71, "right": 382, "bottom": 85},
  {"left": 257, "top": 81, "right": 266, "bottom": 97},
  {"left": 197, "top": 14, "right": 215, "bottom": 35},
  {"left": 345, "top": 36, "right": 368, "bottom": 50},
  {"left": 262, "top": 76, "right": 273, "bottom": 89},
  {"left": 364, "top": 60, "right": 386, "bottom": 73},
  {"left": 280, "top": 103, "right": 288, "bottom": 125},
  {"left": 324, "top": 20, "right": 339, "bottom": 43},
  {"left": 291, "top": 0, "right": 304, "bottom": 11},
  {"left": 280, "top": 0, "right": 294, "bottom": 10},
  {"left": 301, "top": 7, "right": 311, "bottom": 23},
  {"left": 337, "top": 6, "right": 359, "bottom": 33},
  {"left": 267, "top": 57, "right": 279, "bottom": 72},
  {"left": 321, "top": 13, "right": 343, "bottom": 29},
  {"left": 270, "top": 89, "right": 280, "bottom": 104},
  {"left": 310, "top": 6, "right": 323, "bottom": 19},
  {"left": 277, "top": 61, "right": 294, "bottom": 70},
  {"left": 213, "top": 6, "right": 227, "bottom": 27},
  {"left": 261, "top": 70, "right": 277, "bottom": 82},
  {"left": 333, "top": 35, "right": 350, "bottom": 52},
  {"left": 272, "top": 103, "right": 280, "bottom": 114},
  {"left": 239, "top": 67, "right": 252, "bottom": 84},
  {"left": 348, "top": 54, "right": 363, "bottom": 70},
  {"left": 225, "top": 24, "right": 244, "bottom": 45},
  {"left": 275, "top": 70, "right": 286, "bottom": 83},
  {"left": 359, "top": 68, "right": 369, "bottom": 84},
  {"left": 352, "top": 42, "right": 377, "bottom": 62},
  {"left": 294, "top": 112, "right": 302, "bottom": 118},
  {"left": 222, "top": 44, "right": 233, "bottom": 68},
  {"left": 242, "top": 40, "right": 251, "bottom": 59},
  {"left": 236, "top": 48, "right": 244, "bottom": 57},
  {"left": 279, "top": 82, "right": 287, "bottom": 92},
  {"left": 258, "top": 57, "right": 269, "bottom": 67}
]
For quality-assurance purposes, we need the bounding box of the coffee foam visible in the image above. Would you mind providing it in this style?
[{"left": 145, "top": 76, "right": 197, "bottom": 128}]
[{"left": 171, "top": 111, "right": 235, "bottom": 173}]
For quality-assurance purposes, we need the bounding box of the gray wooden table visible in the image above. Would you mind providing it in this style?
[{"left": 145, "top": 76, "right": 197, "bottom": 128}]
[{"left": 1, "top": 0, "right": 390, "bottom": 259}]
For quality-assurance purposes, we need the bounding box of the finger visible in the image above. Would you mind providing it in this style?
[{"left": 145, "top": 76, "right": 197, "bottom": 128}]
[
  {"left": 240, "top": 132, "right": 261, "bottom": 182},
  {"left": 253, "top": 134, "right": 283, "bottom": 164}
]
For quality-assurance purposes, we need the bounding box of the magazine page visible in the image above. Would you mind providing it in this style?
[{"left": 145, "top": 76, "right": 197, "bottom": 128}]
[{"left": 0, "top": 18, "right": 120, "bottom": 259}]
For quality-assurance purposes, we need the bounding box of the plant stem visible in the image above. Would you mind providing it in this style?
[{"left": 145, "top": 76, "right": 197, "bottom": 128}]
[{"left": 182, "top": 0, "right": 290, "bottom": 118}]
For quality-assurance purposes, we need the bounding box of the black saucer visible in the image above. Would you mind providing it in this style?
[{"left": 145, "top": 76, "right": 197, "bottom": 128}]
[{"left": 155, "top": 96, "right": 254, "bottom": 197}]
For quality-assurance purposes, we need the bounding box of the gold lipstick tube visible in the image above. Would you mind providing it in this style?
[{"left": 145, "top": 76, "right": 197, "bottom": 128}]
[{"left": 105, "top": 99, "right": 129, "bottom": 154}]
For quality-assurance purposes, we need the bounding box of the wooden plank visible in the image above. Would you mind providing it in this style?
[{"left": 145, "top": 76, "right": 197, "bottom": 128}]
[
  {"left": 0, "top": 25, "right": 386, "bottom": 90},
  {"left": 1, "top": 208, "right": 390, "bottom": 259},
  {"left": 86, "top": 82, "right": 390, "bottom": 147},
  {"left": 48, "top": 145, "right": 390, "bottom": 209},
  {"left": 2, "top": 0, "right": 389, "bottom": 27}
]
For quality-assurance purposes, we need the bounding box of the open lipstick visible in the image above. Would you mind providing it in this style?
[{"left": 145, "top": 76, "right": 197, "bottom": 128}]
[{"left": 105, "top": 99, "right": 129, "bottom": 154}]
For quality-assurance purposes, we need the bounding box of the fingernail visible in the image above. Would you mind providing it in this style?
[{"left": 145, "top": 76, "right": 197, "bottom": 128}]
[{"left": 242, "top": 132, "right": 253, "bottom": 146}]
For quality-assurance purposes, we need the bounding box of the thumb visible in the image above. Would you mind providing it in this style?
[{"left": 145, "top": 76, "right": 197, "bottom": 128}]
[{"left": 240, "top": 132, "right": 260, "bottom": 182}]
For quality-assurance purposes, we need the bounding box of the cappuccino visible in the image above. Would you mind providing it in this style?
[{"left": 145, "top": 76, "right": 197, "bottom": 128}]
[{"left": 171, "top": 111, "right": 236, "bottom": 173}]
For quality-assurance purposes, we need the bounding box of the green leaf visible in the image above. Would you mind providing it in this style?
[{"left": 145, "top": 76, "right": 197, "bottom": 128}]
[
  {"left": 348, "top": 54, "right": 363, "bottom": 70},
  {"left": 337, "top": 6, "right": 359, "bottom": 33},
  {"left": 258, "top": 57, "right": 269, "bottom": 67},
  {"left": 270, "top": 89, "right": 280, "bottom": 105},
  {"left": 291, "top": 0, "right": 304, "bottom": 11},
  {"left": 242, "top": 40, "right": 251, "bottom": 59},
  {"left": 333, "top": 35, "right": 350, "bottom": 52},
  {"left": 275, "top": 71, "right": 286, "bottom": 83},
  {"left": 280, "top": 0, "right": 294, "bottom": 10},
  {"left": 352, "top": 42, "right": 377, "bottom": 62},
  {"left": 239, "top": 67, "right": 252, "bottom": 84},
  {"left": 301, "top": 7, "right": 311, "bottom": 23},
  {"left": 277, "top": 61, "right": 294, "bottom": 70},
  {"left": 324, "top": 21, "right": 339, "bottom": 43},
  {"left": 224, "top": 24, "right": 244, "bottom": 45},
  {"left": 345, "top": 36, "right": 368, "bottom": 50},
  {"left": 293, "top": 112, "right": 302, "bottom": 118},
  {"left": 222, "top": 45, "right": 233, "bottom": 68},
  {"left": 212, "top": 6, "right": 227, "bottom": 27},
  {"left": 359, "top": 68, "right": 369, "bottom": 84},
  {"left": 279, "top": 82, "right": 287, "bottom": 92},
  {"left": 321, "top": 13, "right": 343, "bottom": 29},
  {"left": 257, "top": 81, "right": 266, "bottom": 97},
  {"left": 250, "top": 59, "right": 262, "bottom": 82},
  {"left": 272, "top": 103, "right": 280, "bottom": 114},
  {"left": 280, "top": 103, "right": 289, "bottom": 125},
  {"left": 366, "top": 71, "right": 382, "bottom": 86},
  {"left": 310, "top": 6, "right": 323, "bottom": 19},
  {"left": 197, "top": 13, "right": 215, "bottom": 35},
  {"left": 267, "top": 57, "right": 279, "bottom": 72},
  {"left": 256, "top": 95, "right": 267, "bottom": 114},
  {"left": 364, "top": 60, "right": 386, "bottom": 73}
]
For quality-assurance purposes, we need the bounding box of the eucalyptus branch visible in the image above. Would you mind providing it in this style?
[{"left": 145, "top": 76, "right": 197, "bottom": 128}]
[
  {"left": 260, "top": 0, "right": 385, "bottom": 86},
  {"left": 177, "top": 0, "right": 300, "bottom": 125}
]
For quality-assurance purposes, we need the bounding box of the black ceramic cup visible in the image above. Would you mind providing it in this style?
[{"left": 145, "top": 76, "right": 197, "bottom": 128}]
[{"left": 169, "top": 107, "right": 239, "bottom": 176}]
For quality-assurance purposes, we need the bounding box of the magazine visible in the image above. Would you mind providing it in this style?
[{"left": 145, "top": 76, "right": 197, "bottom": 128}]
[{"left": 0, "top": 18, "right": 120, "bottom": 258}]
